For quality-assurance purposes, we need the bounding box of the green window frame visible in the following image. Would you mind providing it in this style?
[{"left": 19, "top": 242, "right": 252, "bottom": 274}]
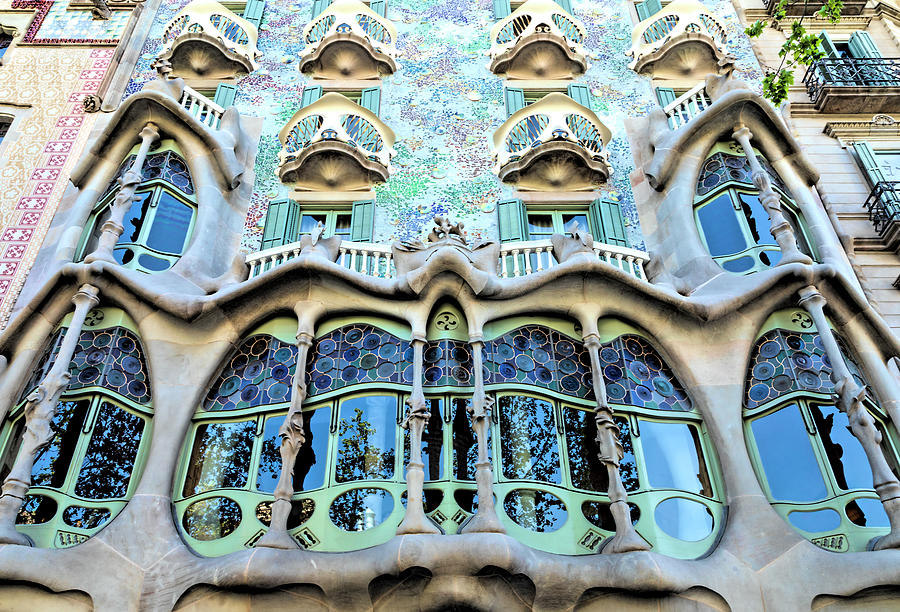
[
  {"left": 298, "top": 205, "right": 354, "bottom": 241},
  {"left": 259, "top": 199, "right": 375, "bottom": 251},
  {"left": 635, "top": 0, "right": 662, "bottom": 20}
]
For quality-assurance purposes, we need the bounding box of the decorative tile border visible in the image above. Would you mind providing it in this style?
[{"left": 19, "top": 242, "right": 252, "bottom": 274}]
[{"left": 12, "top": 0, "right": 129, "bottom": 44}]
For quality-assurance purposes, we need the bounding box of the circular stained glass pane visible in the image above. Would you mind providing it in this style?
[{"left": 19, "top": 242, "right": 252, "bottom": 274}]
[
  {"left": 604, "top": 365, "right": 623, "bottom": 381},
  {"left": 86, "top": 349, "right": 106, "bottom": 365},
  {"left": 122, "top": 355, "right": 142, "bottom": 374},
  {"left": 759, "top": 341, "right": 780, "bottom": 359},
  {"left": 752, "top": 362, "right": 776, "bottom": 381},
  {"left": 244, "top": 360, "right": 264, "bottom": 379},
  {"left": 363, "top": 334, "right": 380, "bottom": 350},
  {"left": 377, "top": 362, "right": 396, "bottom": 378},
  {"left": 314, "top": 375, "right": 332, "bottom": 390},
  {"left": 496, "top": 343, "right": 515, "bottom": 361},
  {"left": 532, "top": 348, "right": 551, "bottom": 364},
  {"left": 272, "top": 364, "right": 290, "bottom": 380},
  {"left": 78, "top": 366, "right": 101, "bottom": 384},
  {"left": 117, "top": 336, "right": 136, "bottom": 353},
  {"left": 813, "top": 336, "right": 825, "bottom": 351},
  {"left": 531, "top": 329, "right": 549, "bottom": 346},
  {"left": 558, "top": 358, "right": 577, "bottom": 374},
  {"left": 424, "top": 367, "right": 442, "bottom": 383},
  {"left": 360, "top": 354, "right": 378, "bottom": 370},
  {"left": 629, "top": 361, "right": 651, "bottom": 380},
  {"left": 792, "top": 353, "right": 813, "bottom": 369},
  {"left": 231, "top": 353, "right": 249, "bottom": 370},
  {"left": 240, "top": 385, "right": 259, "bottom": 402},
  {"left": 452, "top": 366, "right": 471, "bottom": 383},
  {"left": 772, "top": 375, "right": 792, "bottom": 392},
  {"left": 250, "top": 338, "right": 268, "bottom": 355},
  {"left": 654, "top": 497, "right": 713, "bottom": 542},
  {"left": 624, "top": 337, "right": 644, "bottom": 356},
  {"left": 182, "top": 497, "right": 242, "bottom": 541},
  {"left": 106, "top": 369, "right": 126, "bottom": 387},
  {"left": 219, "top": 376, "right": 241, "bottom": 396},
  {"left": 503, "top": 489, "right": 567, "bottom": 532},
  {"left": 513, "top": 334, "right": 530, "bottom": 351},
  {"left": 556, "top": 340, "right": 575, "bottom": 357},
  {"left": 315, "top": 357, "right": 334, "bottom": 373},
  {"left": 607, "top": 382, "right": 627, "bottom": 401},
  {"left": 498, "top": 363, "right": 516, "bottom": 379},
  {"left": 652, "top": 376, "right": 674, "bottom": 397},
  {"left": 600, "top": 347, "right": 619, "bottom": 363},
  {"left": 424, "top": 346, "right": 442, "bottom": 363},
  {"left": 748, "top": 383, "right": 769, "bottom": 403},
  {"left": 535, "top": 366, "right": 553, "bottom": 384},
  {"left": 798, "top": 371, "right": 820, "bottom": 390},
  {"left": 94, "top": 333, "right": 112, "bottom": 347},
  {"left": 560, "top": 375, "right": 581, "bottom": 393},
  {"left": 452, "top": 346, "right": 471, "bottom": 363},
  {"left": 128, "top": 380, "right": 147, "bottom": 399},
  {"left": 345, "top": 328, "right": 364, "bottom": 344},
  {"left": 343, "top": 347, "right": 360, "bottom": 363},
  {"left": 341, "top": 366, "right": 359, "bottom": 381},
  {"left": 317, "top": 338, "right": 337, "bottom": 355},
  {"left": 273, "top": 347, "right": 294, "bottom": 364},
  {"left": 785, "top": 335, "right": 804, "bottom": 351},
  {"left": 634, "top": 385, "right": 653, "bottom": 402},
  {"left": 645, "top": 353, "right": 663, "bottom": 371},
  {"left": 268, "top": 382, "right": 290, "bottom": 400},
  {"left": 329, "top": 488, "right": 394, "bottom": 531},
  {"left": 378, "top": 343, "right": 398, "bottom": 360},
  {"left": 515, "top": 353, "right": 535, "bottom": 372}
]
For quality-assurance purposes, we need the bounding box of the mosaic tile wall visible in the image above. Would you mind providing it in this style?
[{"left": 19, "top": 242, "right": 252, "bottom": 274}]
[{"left": 124, "top": 0, "right": 764, "bottom": 252}]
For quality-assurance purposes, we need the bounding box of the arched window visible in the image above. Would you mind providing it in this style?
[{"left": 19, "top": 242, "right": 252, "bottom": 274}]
[
  {"left": 77, "top": 140, "right": 197, "bottom": 274},
  {"left": 744, "top": 310, "right": 900, "bottom": 553},
  {"left": 0, "top": 308, "right": 153, "bottom": 548},
  {"left": 485, "top": 319, "right": 722, "bottom": 558},
  {"left": 694, "top": 142, "right": 814, "bottom": 275}
]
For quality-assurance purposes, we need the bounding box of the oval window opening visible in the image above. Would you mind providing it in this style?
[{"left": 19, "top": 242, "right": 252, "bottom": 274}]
[
  {"left": 503, "top": 489, "right": 567, "bottom": 532},
  {"left": 654, "top": 497, "right": 713, "bottom": 542},
  {"left": 183, "top": 497, "right": 242, "bottom": 541},
  {"left": 62, "top": 506, "right": 112, "bottom": 530},
  {"left": 582, "top": 500, "right": 639, "bottom": 532},
  {"left": 255, "top": 499, "right": 315, "bottom": 529},
  {"left": 329, "top": 488, "right": 394, "bottom": 531},
  {"left": 16, "top": 495, "right": 57, "bottom": 525},
  {"left": 787, "top": 508, "right": 841, "bottom": 533},
  {"left": 848, "top": 498, "right": 890, "bottom": 528}
]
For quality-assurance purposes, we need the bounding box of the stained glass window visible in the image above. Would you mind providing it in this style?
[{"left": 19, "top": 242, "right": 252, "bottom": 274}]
[
  {"left": 696, "top": 151, "right": 788, "bottom": 197},
  {"left": 203, "top": 334, "right": 298, "bottom": 411},
  {"left": 599, "top": 334, "right": 691, "bottom": 411}
]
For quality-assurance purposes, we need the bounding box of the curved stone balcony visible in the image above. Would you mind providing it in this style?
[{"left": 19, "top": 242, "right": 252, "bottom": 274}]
[
  {"left": 157, "top": 0, "right": 261, "bottom": 80},
  {"left": 492, "top": 92, "right": 611, "bottom": 191},
  {"left": 277, "top": 92, "right": 396, "bottom": 191},
  {"left": 299, "top": 0, "right": 398, "bottom": 79},
  {"left": 487, "top": 0, "right": 588, "bottom": 79},
  {"left": 627, "top": 0, "right": 732, "bottom": 79}
]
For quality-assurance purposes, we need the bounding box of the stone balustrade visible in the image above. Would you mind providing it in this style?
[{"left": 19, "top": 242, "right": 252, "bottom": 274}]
[
  {"left": 179, "top": 86, "right": 225, "bottom": 129},
  {"left": 663, "top": 83, "right": 711, "bottom": 129}
]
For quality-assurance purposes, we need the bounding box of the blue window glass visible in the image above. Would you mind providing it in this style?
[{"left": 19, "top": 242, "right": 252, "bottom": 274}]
[
  {"left": 335, "top": 395, "right": 397, "bottom": 482},
  {"left": 696, "top": 193, "right": 746, "bottom": 257},
  {"left": 146, "top": 192, "right": 194, "bottom": 254}
]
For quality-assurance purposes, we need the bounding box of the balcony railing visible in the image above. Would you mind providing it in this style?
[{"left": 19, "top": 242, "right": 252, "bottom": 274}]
[
  {"left": 488, "top": 0, "right": 587, "bottom": 77},
  {"left": 492, "top": 92, "right": 611, "bottom": 175},
  {"left": 627, "top": 0, "right": 729, "bottom": 76},
  {"left": 763, "top": 0, "right": 866, "bottom": 16},
  {"left": 804, "top": 58, "right": 900, "bottom": 104},
  {"left": 246, "top": 237, "right": 649, "bottom": 282},
  {"left": 179, "top": 85, "right": 225, "bottom": 129},
  {"left": 863, "top": 181, "right": 900, "bottom": 240},
  {"left": 663, "top": 83, "right": 711, "bottom": 129}
]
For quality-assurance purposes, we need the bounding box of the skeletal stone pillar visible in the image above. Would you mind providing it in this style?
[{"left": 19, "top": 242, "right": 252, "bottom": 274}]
[
  {"left": 85, "top": 123, "right": 160, "bottom": 264},
  {"left": 0, "top": 284, "right": 100, "bottom": 545},
  {"left": 256, "top": 331, "right": 314, "bottom": 549},
  {"left": 799, "top": 285, "right": 900, "bottom": 550},
  {"left": 459, "top": 337, "right": 504, "bottom": 534},
  {"left": 732, "top": 126, "right": 813, "bottom": 267},
  {"left": 397, "top": 337, "right": 441, "bottom": 535},
  {"left": 584, "top": 333, "right": 649, "bottom": 553}
]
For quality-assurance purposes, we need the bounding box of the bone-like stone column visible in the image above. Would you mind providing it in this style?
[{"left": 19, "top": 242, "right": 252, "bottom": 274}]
[
  {"left": 732, "top": 126, "right": 813, "bottom": 267},
  {"left": 85, "top": 123, "right": 159, "bottom": 264},
  {"left": 799, "top": 285, "right": 900, "bottom": 550},
  {"left": 0, "top": 284, "right": 100, "bottom": 545},
  {"left": 256, "top": 330, "right": 314, "bottom": 550},
  {"left": 397, "top": 336, "right": 441, "bottom": 535},
  {"left": 459, "top": 337, "right": 504, "bottom": 534},
  {"left": 583, "top": 333, "right": 650, "bottom": 553}
]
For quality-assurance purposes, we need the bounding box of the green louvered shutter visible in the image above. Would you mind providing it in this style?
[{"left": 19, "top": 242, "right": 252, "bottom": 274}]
[
  {"left": 311, "top": 0, "right": 331, "bottom": 17},
  {"left": 505, "top": 87, "right": 526, "bottom": 116},
  {"left": 243, "top": 0, "right": 265, "bottom": 26},
  {"left": 498, "top": 199, "right": 528, "bottom": 242},
  {"left": 590, "top": 198, "right": 630, "bottom": 247},
  {"left": 554, "top": 0, "right": 573, "bottom": 13},
  {"left": 261, "top": 199, "right": 300, "bottom": 250},
  {"left": 301, "top": 85, "right": 323, "bottom": 107},
  {"left": 655, "top": 87, "right": 677, "bottom": 107},
  {"left": 635, "top": 0, "right": 662, "bottom": 20},
  {"left": 567, "top": 83, "right": 592, "bottom": 108},
  {"left": 848, "top": 31, "right": 881, "bottom": 58},
  {"left": 853, "top": 141, "right": 887, "bottom": 187},
  {"left": 213, "top": 83, "right": 237, "bottom": 108},
  {"left": 493, "top": 0, "right": 511, "bottom": 19},
  {"left": 360, "top": 87, "right": 381, "bottom": 115},
  {"left": 369, "top": 0, "right": 386, "bottom": 16},
  {"left": 819, "top": 31, "right": 840, "bottom": 58},
  {"left": 351, "top": 200, "right": 376, "bottom": 242}
]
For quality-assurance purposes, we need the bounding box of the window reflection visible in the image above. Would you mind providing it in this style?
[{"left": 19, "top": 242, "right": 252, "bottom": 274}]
[
  {"left": 183, "top": 420, "right": 255, "bottom": 496},
  {"left": 452, "top": 398, "right": 480, "bottom": 481},
  {"left": 810, "top": 404, "right": 873, "bottom": 491},
  {"left": 329, "top": 487, "right": 394, "bottom": 531},
  {"left": 503, "top": 489, "right": 567, "bottom": 532},
  {"left": 335, "top": 395, "right": 396, "bottom": 483},
  {"left": 697, "top": 193, "right": 746, "bottom": 257},
  {"left": 256, "top": 407, "right": 330, "bottom": 493},
  {"left": 751, "top": 404, "right": 827, "bottom": 501},
  {"left": 74, "top": 402, "right": 144, "bottom": 499},
  {"left": 183, "top": 496, "right": 242, "bottom": 541},
  {"left": 32, "top": 400, "right": 90, "bottom": 489},
  {"left": 499, "top": 395, "right": 561, "bottom": 484},
  {"left": 404, "top": 397, "right": 444, "bottom": 481},
  {"left": 640, "top": 420, "right": 711, "bottom": 496}
]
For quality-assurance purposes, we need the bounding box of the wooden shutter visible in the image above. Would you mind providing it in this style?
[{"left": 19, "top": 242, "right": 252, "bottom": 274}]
[
  {"left": 311, "top": 0, "right": 331, "bottom": 17},
  {"left": 505, "top": 87, "right": 526, "bottom": 117},
  {"left": 243, "top": 0, "right": 265, "bottom": 26},
  {"left": 635, "top": 0, "right": 662, "bottom": 20},
  {"left": 213, "top": 83, "right": 237, "bottom": 108},
  {"left": 261, "top": 199, "right": 299, "bottom": 250},
  {"left": 369, "top": 0, "right": 386, "bottom": 16},
  {"left": 852, "top": 141, "right": 887, "bottom": 187},
  {"left": 567, "top": 83, "right": 592, "bottom": 109},
  {"left": 590, "top": 198, "right": 630, "bottom": 247},
  {"left": 498, "top": 199, "right": 528, "bottom": 242},
  {"left": 848, "top": 31, "right": 881, "bottom": 58},
  {"left": 360, "top": 87, "right": 381, "bottom": 115},
  {"left": 351, "top": 200, "right": 376, "bottom": 242},
  {"left": 655, "top": 87, "right": 677, "bottom": 107},
  {"left": 493, "top": 0, "right": 511, "bottom": 19},
  {"left": 301, "top": 85, "right": 323, "bottom": 107},
  {"left": 554, "top": 0, "right": 573, "bottom": 13},
  {"left": 819, "top": 31, "right": 840, "bottom": 58}
]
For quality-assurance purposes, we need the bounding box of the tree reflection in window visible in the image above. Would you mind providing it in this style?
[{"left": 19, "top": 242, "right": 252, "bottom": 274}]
[
  {"left": 404, "top": 397, "right": 444, "bottom": 481},
  {"left": 335, "top": 395, "right": 396, "bottom": 483},
  {"left": 499, "top": 395, "right": 561, "bottom": 484},
  {"left": 182, "top": 420, "right": 255, "bottom": 496},
  {"left": 32, "top": 400, "right": 90, "bottom": 489},
  {"left": 256, "top": 407, "right": 330, "bottom": 493},
  {"left": 452, "top": 397, "right": 482, "bottom": 481},
  {"left": 74, "top": 402, "right": 144, "bottom": 499},
  {"left": 182, "top": 496, "right": 242, "bottom": 541},
  {"left": 565, "top": 406, "right": 638, "bottom": 492},
  {"left": 503, "top": 489, "right": 567, "bottom": 532},
  {"left": 329, "top": 487, "right": 394, "bottom": 531}
]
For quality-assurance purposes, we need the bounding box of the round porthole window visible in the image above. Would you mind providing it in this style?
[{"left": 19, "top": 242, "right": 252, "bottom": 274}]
[
  {"left": 182, "top": 497, "right": 242, "bottom": 541},
  {"left": 329, "top": 488, "right": 394, "bottom": 531},
  {"left": 503, "top": 489, "right": 567, "bottom": 532}
]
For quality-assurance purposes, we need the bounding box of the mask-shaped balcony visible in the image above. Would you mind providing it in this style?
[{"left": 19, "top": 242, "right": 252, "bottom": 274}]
[
  {"left": 277, "top": 92, "right": 395, "bottom": 191},
  {"left": 492, "top": 92, "right": 611, "bottom": 191},
  {"left": 627, "top": 0, "right": 732, "bottom": 79},
  {"left": 488, "top": 0, "right": 588, "bottom": 79},
  {"left": 156, "top": 0, "right": 261, "bottom": 80},
  {"left": 298, "top": 0, "right": 398, "bottom": 79}
]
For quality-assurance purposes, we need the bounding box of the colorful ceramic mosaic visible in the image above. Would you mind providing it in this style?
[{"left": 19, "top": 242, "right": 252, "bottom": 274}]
[
  {"left": 11, "top": 0, "right": 130, "bottom": 43},
  {"left": 599, "top": 334, "right": 691, "bottom": 411},
  {"left": 745, "top": 329, "right": 869, "bottom": 410},
  {"left": 203, "top": 334, "right": 299, "bottom": 411}
]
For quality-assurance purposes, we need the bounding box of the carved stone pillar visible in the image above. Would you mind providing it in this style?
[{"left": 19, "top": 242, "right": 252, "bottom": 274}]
[
  {"left": 799, "top": 285, "right": 900, "bottom": 550},
  {"left": 0, "top": 284, "right": 100, "bottom": 546},
  {"left": 397, "top": 337, "right": 441, "bottom": 535},
  {"left": 583, "top": 333, "right": 649, "bottom": 553},
  {"left": 459, "top": 337, "right": 505, "bottom": 534},
  {"left": 732, "top": 126, "right": 813, "bottom": 267},
  {"left": 85, "top": 123, "right": 160, "bottom": 264},
  {"left": 256, "top": 331, "right": 314, "bottom": 549}
]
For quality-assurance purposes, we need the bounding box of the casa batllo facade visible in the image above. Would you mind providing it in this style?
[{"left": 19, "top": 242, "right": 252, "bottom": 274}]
[{"left": 1, "top": 0, "right": 900, "bottom": 609}]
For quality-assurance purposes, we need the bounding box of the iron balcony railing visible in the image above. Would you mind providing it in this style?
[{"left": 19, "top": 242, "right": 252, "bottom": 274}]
[
  {"left": 863, "top": 181, "right": 900, "bottom": 239},
  {"left": 804, "top": 58, "right": 900, "bottom": 103},
  {"left": 764, "top": 0, "right": 866, "bottom": 16}
]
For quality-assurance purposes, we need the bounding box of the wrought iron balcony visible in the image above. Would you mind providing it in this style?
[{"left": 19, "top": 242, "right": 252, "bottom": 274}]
[
  {"left": 157, "top": 0, "right": 261, "bottom": 80},
  {"left": 763, "top": 0, "right": 865, "bottom": 17},
  {"left": 864, "top": 181, "right": 900, "bottom": 249},
  {"left": 299, "top": 0, "right": 398, "bottom": 79},
  {"left": 804, "top": 58, "right": 900, "bottom": 113},
  {"left": 487, "top": 0, "right": 587, "bottom": 79},
  {"left": 627, "top": 0, "right": 732, "bottom": 79},
  {"left": 663, "top": 83, "right": 711, "bottom": 130},
  {"left": 492, "top": 92, "right": 611, "bottom": 191},
  {"left": 277, "top": 92, "right": 395, "bottom": 191}
]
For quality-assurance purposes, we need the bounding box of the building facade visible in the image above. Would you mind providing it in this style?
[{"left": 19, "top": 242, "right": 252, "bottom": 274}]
[{"left": 1, "top": 0, "right": 900, "bottom": 609}]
